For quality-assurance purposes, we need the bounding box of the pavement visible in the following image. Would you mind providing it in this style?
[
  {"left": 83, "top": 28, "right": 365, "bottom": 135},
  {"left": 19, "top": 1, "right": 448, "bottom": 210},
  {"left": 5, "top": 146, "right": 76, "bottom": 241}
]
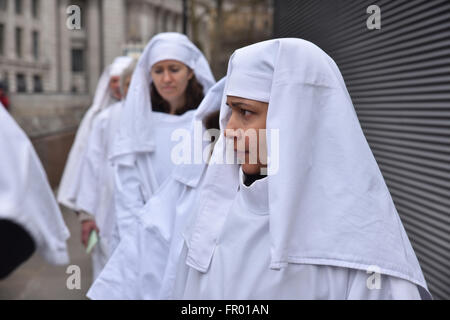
[{"left": 0, "top": 206, "right": 93, "bottom": 300}]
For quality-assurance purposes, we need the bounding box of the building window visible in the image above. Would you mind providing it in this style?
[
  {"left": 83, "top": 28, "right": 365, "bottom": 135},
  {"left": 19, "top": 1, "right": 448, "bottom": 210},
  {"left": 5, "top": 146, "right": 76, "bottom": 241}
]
[
  {"left": 32, "top": 0, "right": 39, "bottom": 18},
  {"left": 32, "top": 31, "right": 39, "bottom": 60},
  {"left": 0, "top": 0, "right": 7, "bottom": 11},
  {"left": 33, "top": 75, "right": 43, "bottom": 92},
  {"left": 0, "top": 24, "right": 4, "bottom": 56},
  {"left": 16, "top": 74, "right": 26, "bottom": 93},
  {"left": 71, "top": 49, "right": 84, "bottom": 72},
  {"left": 15, "top": 27, "right": 22, "bottom": 58},
  {"left": 15, "top": 0, "right": 22, "bottom": 14},
  {"left": 2, "top": 73, "right": 9, "bottom": 92}
]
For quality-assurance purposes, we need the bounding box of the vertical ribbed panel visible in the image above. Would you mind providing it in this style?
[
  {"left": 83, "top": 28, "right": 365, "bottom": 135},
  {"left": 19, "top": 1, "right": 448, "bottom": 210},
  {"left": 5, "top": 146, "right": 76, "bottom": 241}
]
[{"left": 274, "top": 0, "right": 450, "bottom": 300}]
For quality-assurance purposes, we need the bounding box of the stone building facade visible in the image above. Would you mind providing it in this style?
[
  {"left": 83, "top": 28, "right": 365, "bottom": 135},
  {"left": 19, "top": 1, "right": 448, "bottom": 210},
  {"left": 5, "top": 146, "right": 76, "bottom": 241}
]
[{"left": 0, "top": 0, "right": 188, "bottom": 136}]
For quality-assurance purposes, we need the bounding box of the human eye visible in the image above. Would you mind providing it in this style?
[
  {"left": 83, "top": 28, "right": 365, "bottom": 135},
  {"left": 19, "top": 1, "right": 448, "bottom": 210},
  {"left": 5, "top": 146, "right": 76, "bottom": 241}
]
[
  {"left": 153, "top": 68, "right": 163, "bottom": 74},
  {"left": 169, "top": 66, "right": 180, "bottom": 73},
  {"left": 239, "top": 108, "right": 254, "bottom": 117}
]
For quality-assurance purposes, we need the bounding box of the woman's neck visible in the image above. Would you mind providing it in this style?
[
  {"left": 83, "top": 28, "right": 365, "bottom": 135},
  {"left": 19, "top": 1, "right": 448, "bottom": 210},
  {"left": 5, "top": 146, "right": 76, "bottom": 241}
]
[{"left": 168, "top": 95, "right": 187, "bottom": 115}]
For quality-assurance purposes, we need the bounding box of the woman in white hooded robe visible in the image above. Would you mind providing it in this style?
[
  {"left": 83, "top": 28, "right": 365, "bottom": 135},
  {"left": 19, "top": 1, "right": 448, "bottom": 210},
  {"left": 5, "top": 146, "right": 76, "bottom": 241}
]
[
  {"left": 172, "top": 39, "right": 432, "bottom": 300},
  {"left": 74, "top": 59, "right": 136, "bottom": 281},
  {"left": 0, "top": 102, "right": 70, "bottom": 278},
  {"left": 57, "top": 56, "right": 134, "bottom": 212},
  {"left": 110, "top": 33, "right": 215, "bottom": 241},
  {"left": 86, "top": 79, "right": 225, "bottom": 300}
]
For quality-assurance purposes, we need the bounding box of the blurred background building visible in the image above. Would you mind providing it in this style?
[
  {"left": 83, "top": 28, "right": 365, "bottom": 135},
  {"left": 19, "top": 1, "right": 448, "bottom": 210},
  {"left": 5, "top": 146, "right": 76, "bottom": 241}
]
[
  {"left": 0, "top": 0, "right": 272, "bottom": 188},
  {"left": 274, "top": 0, "right": 450, "bottom": 300}
]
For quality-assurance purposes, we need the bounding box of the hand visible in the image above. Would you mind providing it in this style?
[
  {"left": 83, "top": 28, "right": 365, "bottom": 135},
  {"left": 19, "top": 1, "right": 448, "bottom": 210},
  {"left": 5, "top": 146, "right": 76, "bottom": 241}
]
[{"left": 81, "top": 220, "right": 100, "bottom": 248}]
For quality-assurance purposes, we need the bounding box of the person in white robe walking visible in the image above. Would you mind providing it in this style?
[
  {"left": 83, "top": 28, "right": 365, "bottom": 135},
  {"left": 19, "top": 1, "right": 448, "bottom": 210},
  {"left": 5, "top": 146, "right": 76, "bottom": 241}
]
[
  {"left": 172, "top": 38, "right": 432, "bottom": 300},
  {"left": 75, "top": 60, "right": 137, "bottom": 281},
  {"left": 57, "top": 56, "right": 134, "bottom": 269},
  {"left": 57, "top": 56, "right": 134, "bottom": 212},
  {"left": 0, "top": 102, "right": 70, "bottom": 279}
]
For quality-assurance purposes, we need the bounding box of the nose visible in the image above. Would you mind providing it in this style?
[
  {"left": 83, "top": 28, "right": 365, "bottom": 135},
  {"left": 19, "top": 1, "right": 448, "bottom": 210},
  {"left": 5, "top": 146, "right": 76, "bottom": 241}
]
[
  {"left": 224, "top": 112, "right": 241, "bottom": 140},
  {"left": 163, "top": 70, "right": 172, "bottom": 83}
]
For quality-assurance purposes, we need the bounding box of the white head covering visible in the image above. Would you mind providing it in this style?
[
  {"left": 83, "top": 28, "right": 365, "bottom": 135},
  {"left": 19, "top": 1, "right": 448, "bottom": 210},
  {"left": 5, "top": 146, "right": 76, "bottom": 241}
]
[
  {"left": 0, "top": 103, "right": 70, "bottom": 265},
  {"left": 57, "top": 56, "right": 134, "bottom": 210},
  {"left": 111, "top": 32, "right": 216, "bottom": 166},
  {"left": 183, "top": 39, "right": 431, "bottom": 299},
  {"left": 171, "top": 77, "right": 226, "bottom": 188},
  {"left": 110, "top": 56, "right": 135, "bottom": 77}
]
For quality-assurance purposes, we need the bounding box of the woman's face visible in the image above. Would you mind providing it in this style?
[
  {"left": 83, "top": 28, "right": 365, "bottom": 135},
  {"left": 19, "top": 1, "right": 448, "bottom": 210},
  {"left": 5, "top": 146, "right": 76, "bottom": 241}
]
[
  {"left": 109, "top": 76, "right": 122, "bottom": 100},
  {"left": 224, "top": 95, "right": 269, "bottom": 175},
  {"left": 151, "top": 60, "right": 193, "bottom": 108}
]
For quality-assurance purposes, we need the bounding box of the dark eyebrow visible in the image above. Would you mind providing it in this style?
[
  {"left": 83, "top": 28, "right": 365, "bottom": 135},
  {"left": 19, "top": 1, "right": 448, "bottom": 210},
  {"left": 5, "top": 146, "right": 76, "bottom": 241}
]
[{"left": 226, "top": 101, "right": 252, "bottom": 109}]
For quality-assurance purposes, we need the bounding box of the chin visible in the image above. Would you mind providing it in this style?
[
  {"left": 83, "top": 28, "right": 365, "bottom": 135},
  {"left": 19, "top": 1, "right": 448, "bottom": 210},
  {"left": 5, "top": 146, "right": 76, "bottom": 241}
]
[
  {"left": 241, "top": 163, "right": 264, "bottom": 175},
  {"left": 161, "top": 92, "right": 179, "bottom": 101}
]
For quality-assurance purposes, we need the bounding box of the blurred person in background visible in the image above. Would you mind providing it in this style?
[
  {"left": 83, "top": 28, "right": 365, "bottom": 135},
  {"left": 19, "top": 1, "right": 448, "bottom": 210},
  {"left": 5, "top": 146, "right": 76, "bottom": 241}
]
[
  {"left": 0, "top": 102, "right": 70, "bottom": 279},
  {"left": 57, "top": 57, "right": 134, "bottom": 216},
  {"left": 75, "top": 60, "right": 137, "bottom": 281}
]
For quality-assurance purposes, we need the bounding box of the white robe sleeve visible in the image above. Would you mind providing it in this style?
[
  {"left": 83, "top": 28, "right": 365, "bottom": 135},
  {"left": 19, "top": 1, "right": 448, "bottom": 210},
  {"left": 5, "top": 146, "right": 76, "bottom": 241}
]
[
  {"left": 87, "top": 194, "right": 175, "bottom": 300},
  {"left": 113, "top": 163, "right": 146, "bottom": 237},
  {"left": 75, "top": 115, "right": 107, "bottom": 217},
  {"left": 87, "top": 219, "right": 141, "bottom": 300},
  {"left": 87, "top": 214, "right": 170, "bottom": 300}
]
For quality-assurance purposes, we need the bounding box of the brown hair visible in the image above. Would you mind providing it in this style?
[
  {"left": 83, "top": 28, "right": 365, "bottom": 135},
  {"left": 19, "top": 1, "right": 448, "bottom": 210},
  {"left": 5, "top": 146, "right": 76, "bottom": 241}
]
[
  {"left": 203, "top": 110, "right": 220, "bottom": 131},
  {"left": 150, "top": 73, "right": 205, "bottom": 115}
]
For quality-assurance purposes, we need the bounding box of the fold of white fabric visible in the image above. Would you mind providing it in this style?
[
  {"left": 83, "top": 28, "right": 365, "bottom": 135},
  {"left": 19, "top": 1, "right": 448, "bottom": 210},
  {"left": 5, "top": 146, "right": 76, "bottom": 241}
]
[
  {"left": 57, "top": 66, "right": 113, "bottom": 210},
  {"left": 0, "top": 103, "right": 70, "bottom": 265}
]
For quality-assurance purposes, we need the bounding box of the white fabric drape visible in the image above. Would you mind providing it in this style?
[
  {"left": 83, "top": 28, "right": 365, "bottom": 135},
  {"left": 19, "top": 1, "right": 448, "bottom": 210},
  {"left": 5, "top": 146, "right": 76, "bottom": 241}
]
[
  {"left": 174, "top": 168, "right": 422, "bottom": 300},
  {"left": 0, "top": 103, "right": 70, "bottom": 265}
]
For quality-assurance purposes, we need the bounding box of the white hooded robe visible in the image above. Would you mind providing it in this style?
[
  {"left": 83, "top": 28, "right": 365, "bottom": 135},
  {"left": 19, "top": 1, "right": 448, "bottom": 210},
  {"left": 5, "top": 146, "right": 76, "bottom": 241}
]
[
  {"left": 0, "top": 103, "right": 70, "bottom": 269},
  {"left": 110, "top": 33, "right": 215, "bottom": 239}
]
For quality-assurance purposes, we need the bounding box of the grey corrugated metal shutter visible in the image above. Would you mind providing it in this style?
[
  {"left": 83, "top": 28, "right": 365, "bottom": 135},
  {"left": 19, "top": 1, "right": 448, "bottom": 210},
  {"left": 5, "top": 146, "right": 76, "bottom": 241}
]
[{"left": 274, "top": 0, "right": 450, "bottom": 300}]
